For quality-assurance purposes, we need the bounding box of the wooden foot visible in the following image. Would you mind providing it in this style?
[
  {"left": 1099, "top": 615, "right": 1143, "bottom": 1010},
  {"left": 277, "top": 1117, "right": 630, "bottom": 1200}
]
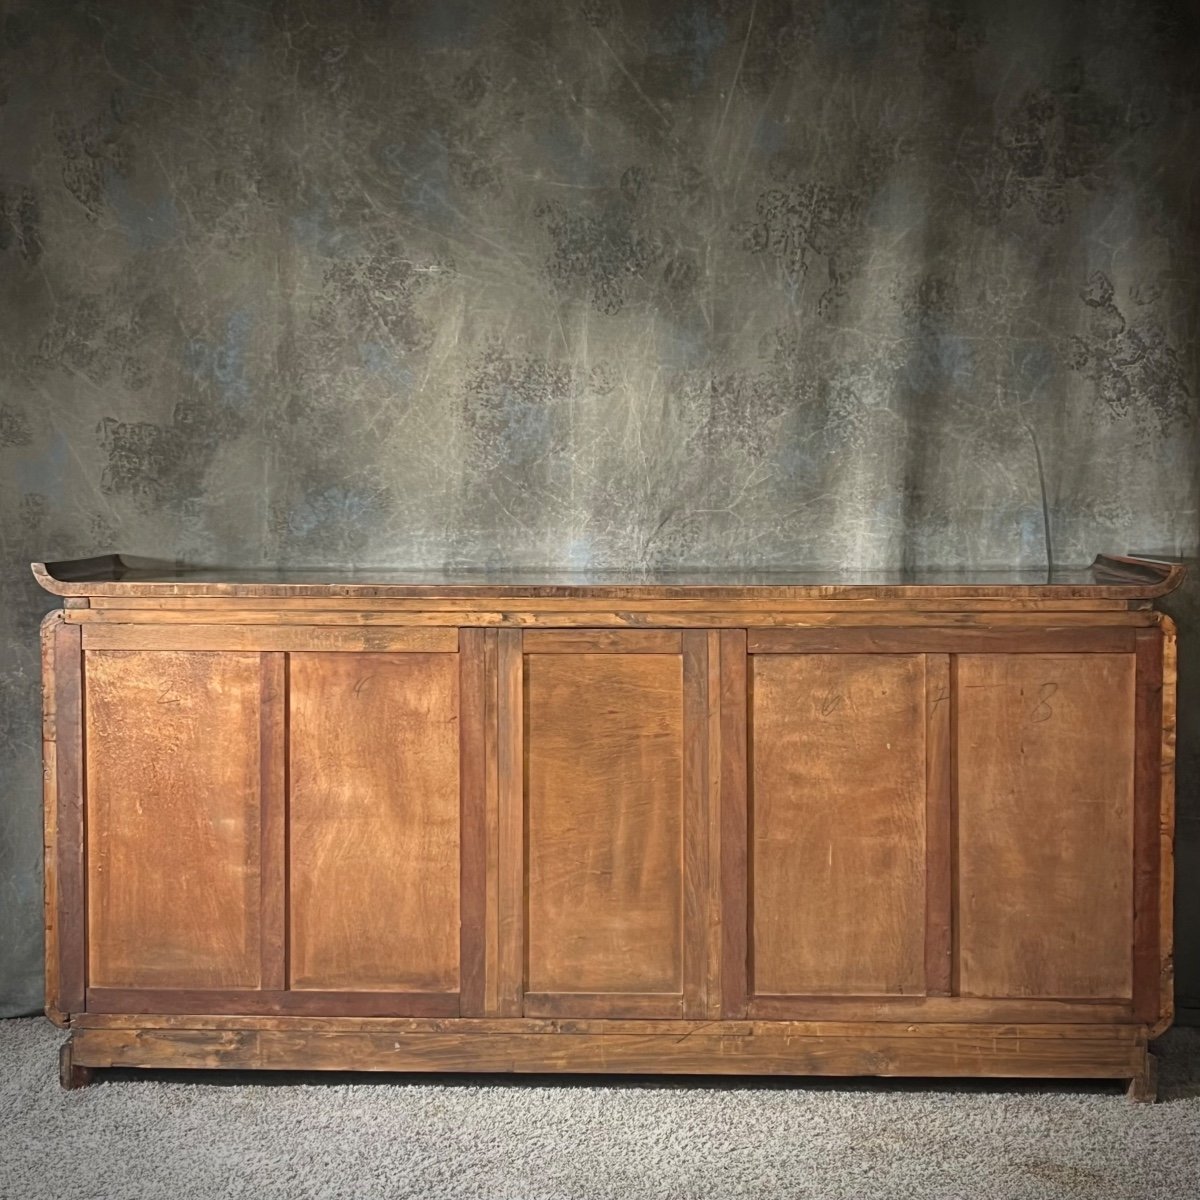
[
  {"left": 59, "top": 1039, "right": 95, "bottom": 1091},
  {"left": 1126, "top": 1051, "right": 1157, "bottom": 1104}
]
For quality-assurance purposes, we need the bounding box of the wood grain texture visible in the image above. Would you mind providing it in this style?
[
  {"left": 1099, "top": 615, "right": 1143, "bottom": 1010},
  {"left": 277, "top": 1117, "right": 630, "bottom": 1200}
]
[
  {"left": 705, "top": 630, "right": 723, "bottom": 1019},
  {"left": 75, "top": 1012, "right": 1145, "bottom": 1039},
  {"left": 67, "top": 1027, "right": 1145, "bottom": 1080},
  {"left": 681, "top": 631, "right": 709, "bottom": 1018},
  {"left": 85, "top": 650, "right": 263, "bottom": 990},
  {"left": 50, "top": 618, "right": 85, "bottom": 1014},
  {"left": 82, "top": 624, "right": 457, "bottom": 652},
  {"left": 750, "top": 654, "right": 927, "bottom": 997},
  {"left": 1154, "top": 616, "right": 1177, "bottom": 1036},
  {"left": 1132, "top": 628, "right": 1164, "bottom": 1025},
  {"left": 522, "top": 630, "right": 682, "bottom": 653},
  {"left": 719, "top": 630, "right": 749, "bottom": 1018},
  {"left": 957, "top": 653, "right": 1136, "bottom": 1000},
  {"left": 289, "top": 653, "right": 460, "bottom": 993},
  {"left": 495, "top": 630, "right": 524, "bottom": 1016},
  {"left": 85, "top": 989, "right": 460, "bottom": 1017},
  {"left": 458, "top": 630, "right": 488, "bottom": 1017},
  {"left": 525, "top": 650, "right": 684, "bottom": 1010},
  {"left": 258, "top": 654, "right": 287, "bottom": 992},
  {"left": 748, "top": 628, "right": 1137, "bottom": 654},
  {"left": 925, "top": 654, "right": 954, "bottom": 996}
]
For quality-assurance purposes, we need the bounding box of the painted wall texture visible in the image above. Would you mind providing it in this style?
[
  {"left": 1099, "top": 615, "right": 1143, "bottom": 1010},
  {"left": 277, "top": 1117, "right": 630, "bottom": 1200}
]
[{"left": 1, "top": 0, "right": 1198, "bottom": 1016}]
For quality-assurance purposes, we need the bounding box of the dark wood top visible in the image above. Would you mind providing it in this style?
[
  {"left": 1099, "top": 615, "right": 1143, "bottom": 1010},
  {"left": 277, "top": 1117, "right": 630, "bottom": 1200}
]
[{"left": 31, "top": 553, "right": 1184, "bottom": 601}]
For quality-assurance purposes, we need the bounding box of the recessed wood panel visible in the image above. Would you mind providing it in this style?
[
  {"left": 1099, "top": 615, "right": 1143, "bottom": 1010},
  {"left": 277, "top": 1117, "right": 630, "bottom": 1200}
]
[
  {"left": 525, "top": 652, "right": 684, "bottom": 998},
  {"left": 289, "top": 653, "right": 460, "bottom": 992},
  {"left": 957, "top": 654, "right": 1136, "bottom": 999},
  {"left": 750, "top": 654, "right": 927, "bottom": 996},
  {"left": 85, "top": 650, "right": 264, "bottom": 989}
]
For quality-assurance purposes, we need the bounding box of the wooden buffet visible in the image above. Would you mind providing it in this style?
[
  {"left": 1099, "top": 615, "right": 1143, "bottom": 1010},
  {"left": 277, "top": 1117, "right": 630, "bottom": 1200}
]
[{"left": 36, "top": 553, "right": 1180, "bottom": 1099}]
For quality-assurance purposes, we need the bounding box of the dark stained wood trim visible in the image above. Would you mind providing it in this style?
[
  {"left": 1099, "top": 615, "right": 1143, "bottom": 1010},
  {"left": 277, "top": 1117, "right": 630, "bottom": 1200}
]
[
  {"left": 719, "top": 630, "right": 749, "bottom": 1019},
  {"left": 496, "top": 630, "right": 524, "bottom": 1016},
  {"left": 67, "top": 1026, "right": 1147, "bottom": 1080},
  {"left": 86, "top": 989, "right": 460, "bottom": 1018},
  {"left": 523, "top": 993, "right": 686, "bottom": 1019},
  {"left": 54, "top": 620, "right": 86, "bottom": 1015},
  {"left": 258, "top": 654, "right": 287, "bottom": 992},
  {"left": 1132, "top": 628, "right": 1164, "bottom": 1024},
  {"left": 747, "top": 628, "right": 1137, "bottom": 655},
  {"left": 924, "top": 654, "right": 953, "bottom": 997},
  {"left": 521, "top": 630, "right": 682, "bottom": 654},
  {"left": 681, "top": 631, "right": 708, "bottom": 1019},
  {"left": 458, "top": 629, "right": 487, "bottom": 1017}
]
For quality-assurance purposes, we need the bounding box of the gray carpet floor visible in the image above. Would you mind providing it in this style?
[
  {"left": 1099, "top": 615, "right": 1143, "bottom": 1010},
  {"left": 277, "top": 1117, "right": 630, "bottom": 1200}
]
[{"left": 2, "top": 1019, "right": 1199, "bottom": 1200}]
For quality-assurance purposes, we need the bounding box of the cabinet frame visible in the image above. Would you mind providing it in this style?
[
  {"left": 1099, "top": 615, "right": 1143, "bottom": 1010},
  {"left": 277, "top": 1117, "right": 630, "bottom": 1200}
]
[{"left": 37, "top": 554, "right": 1179, "bottom": 1099}]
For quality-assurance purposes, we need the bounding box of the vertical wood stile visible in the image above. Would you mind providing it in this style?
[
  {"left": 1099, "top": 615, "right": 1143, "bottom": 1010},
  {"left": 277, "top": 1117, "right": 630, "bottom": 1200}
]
[
  {"left": 681, "top": 631, "right": 708, "bottom": 1018},
  {"left": 705, "top": 629, "right": 723, "bottom": 1018},
  {"left": 53, "top": 619, "right": 86, "bottom": 1014},
  {"left": 924, "top": 653, "right": 953, "bottom": 996},
  {"left": 495, "top": 629, "right": 525, "bottom": 1016},
  {"left": 458, "top": 629, "right": 488, "bottom": 1015},
  {"left": 1156, "top": 616, "right": 1177, "bottom": 1034},
  {"left": 481, "top": 629, "right": 501, "bottom": 1016},
  {"left": 258, "top": 653, "right": 287, "bottom": 991},
  {"left": 719, "top": 629, "right": 749, "bottom": 1018},
  {"left": 1132, "top": 627, "right": 1164, "bottom": 1024}
]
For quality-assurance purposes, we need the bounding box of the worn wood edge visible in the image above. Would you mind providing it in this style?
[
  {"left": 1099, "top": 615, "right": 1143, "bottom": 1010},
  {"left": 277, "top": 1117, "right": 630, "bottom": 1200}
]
[
  {"left": 1091, "top": 554, "right": 1185, "bottom": 596},
  {"left": 719, "top": 630, "right": 748, "bottom": 1018},
  {"left": 85, "top": 989, "right": 462, "bottom": 1017},
  {"left": 747, "top": 627, "right": 1138, "bottom": 653},
  {"left": 1133, "top": 628, "right": 1164, "bottom": 1025},
  {"left": 52, "top": 620, "right": 85, "bottom": 1016},
  {"left": 681, "top": 631, "right": 708, "bottom": 1020},
  {"left": 67, "top": 1028, "right": 1145, "bottom": 1079},
  {"left": 458, "top": 630, "right": 487, "bottom": 1017},
  {"left": 705, "top": 630, "right": 723, "bottom": 1020},
  {"left": 523, "top": 993, "right": 686, "bottom": 1019},
  {"left": 72, "top": 1013, "right": 1147, "bottom": 1039},
  {"left": 1151, "top": 613, "right": 1177, "bottom": 1038},
  {"left": 924, "top": 654, "right": 953, "bottom": 996},
  {"left": 70, "top": 607, "right": 1159, "bottom": 627},
  {"left": 259, "top": 655, "right": 287, "bottom": 992},
  {"left": 746, "top": 996, "right": 1135, "bottom": 1022},
  {"left": 40, "top": 612, "right": 63, "bottom": 1023},
  {"left": 1126, "top": 1048, "right": 1158, "bottom": 1103},
  {"left": 79, "top": 624, "right": 460, "bottom": 652},
  {"left": 495, "top": 630, "right": 524, "bottom": 1017}
]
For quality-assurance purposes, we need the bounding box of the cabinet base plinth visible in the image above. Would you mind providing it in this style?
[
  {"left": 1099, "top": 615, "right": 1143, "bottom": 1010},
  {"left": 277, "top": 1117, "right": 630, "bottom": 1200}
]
[{"left": 64, "top": 1022, "right": 1148, "bottom": 1090}]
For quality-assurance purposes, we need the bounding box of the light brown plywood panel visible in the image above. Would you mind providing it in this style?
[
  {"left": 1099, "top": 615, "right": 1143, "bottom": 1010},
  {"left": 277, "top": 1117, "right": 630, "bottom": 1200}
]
[
  {"left": 751, "top": 654, "right": 927, "bottom": 996},
  {"left": 525, "top": 652, "right": 684, "bottom": 998},
  {"left": 85, "top": 650, "right": 264, "bottom": 990},
  {"left": 289, "top": 653, "right": 460, "bottom": 993},
  {"left": 957, "top": 653, "right": 1135, "bottom": 999}
]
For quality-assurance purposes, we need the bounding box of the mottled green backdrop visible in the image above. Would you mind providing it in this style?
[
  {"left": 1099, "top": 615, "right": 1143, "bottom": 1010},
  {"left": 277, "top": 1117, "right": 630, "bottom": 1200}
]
[{"left": 1, "top": 0, "right": 1197, "bottom": 1015}]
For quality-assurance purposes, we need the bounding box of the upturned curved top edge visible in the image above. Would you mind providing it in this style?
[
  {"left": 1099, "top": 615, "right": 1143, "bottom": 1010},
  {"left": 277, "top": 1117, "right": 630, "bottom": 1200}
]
[{"left": 30, "top": 552, "right": 1186, "bottom": 601}]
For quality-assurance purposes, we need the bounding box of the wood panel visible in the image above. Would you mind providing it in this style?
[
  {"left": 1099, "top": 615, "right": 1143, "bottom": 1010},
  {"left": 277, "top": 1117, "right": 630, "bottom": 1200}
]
[
  {"left": 750, "top": 654, "right": 927, "bottom": 997},
  {"left": 524, "top": 649, "right": 685, "bottom": 1008},
  {"left": 957, "top": 654, "right": 1136, "bottom": 999},
  {"left": 85, "top": 650, "right": 264, "bottom": 989},
  {"left": 288, "top": 653, "right": 460, "bottom": 993}
]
